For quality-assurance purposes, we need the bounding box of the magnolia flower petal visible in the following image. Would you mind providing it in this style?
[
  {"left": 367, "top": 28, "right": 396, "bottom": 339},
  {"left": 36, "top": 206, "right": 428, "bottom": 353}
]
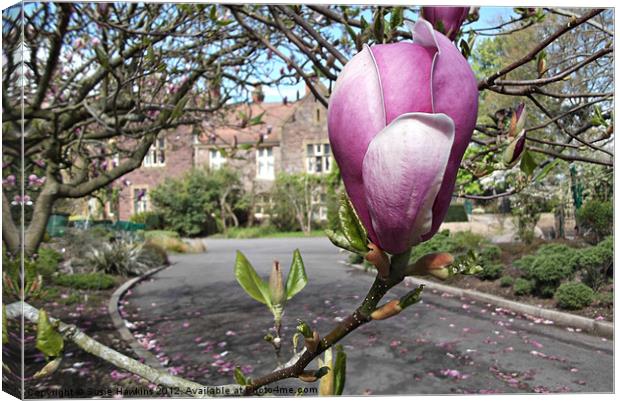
[
  {"left": 328, "top": 45, "right": 386, "bottom": 242},
  {"left": 362, "top": 113, "right": 455, "bottom": 254}
]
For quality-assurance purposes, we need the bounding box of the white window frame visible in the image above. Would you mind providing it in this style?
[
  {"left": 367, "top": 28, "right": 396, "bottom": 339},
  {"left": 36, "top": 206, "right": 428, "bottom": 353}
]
[
  {"left": 133, "top": 187, "right": 149, "bottom": 214},
  {"left": 256, "top": 146, "right": 275, "bottom": 180},
  {"left": 209, "top": 148, "right": 227, "bottom": 170},
  {"left": 143, "top": 136, "right": 166, "bottom": 167},
  {"left": 306, "top": 143, "right": 331, "bottom": 174}
]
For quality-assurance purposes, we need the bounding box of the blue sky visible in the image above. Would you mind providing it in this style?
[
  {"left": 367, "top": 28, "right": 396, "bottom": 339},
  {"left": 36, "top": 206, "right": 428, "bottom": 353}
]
[{"left": 263, "top": 6, "right": 516, "bottom": 102}]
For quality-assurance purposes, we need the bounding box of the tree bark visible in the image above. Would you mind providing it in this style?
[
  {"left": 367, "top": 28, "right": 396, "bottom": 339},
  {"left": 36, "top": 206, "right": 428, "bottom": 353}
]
[{"left": 2, "top": 192, "right": 20, "bottom": 254}]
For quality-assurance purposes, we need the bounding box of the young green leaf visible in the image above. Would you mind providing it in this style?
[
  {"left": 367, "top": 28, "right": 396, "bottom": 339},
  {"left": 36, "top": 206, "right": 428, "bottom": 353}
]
[
  {"left": 520, "top": 150, "right": 538, "bottom": 177},
  {"left": 36, "top": 309, "right": 64, "bottom": 358},
  {"left": 234, "top": 366, "right": 247, "bottom": 385},
  {"left": 285, "top": 249, "right": 308, "bottom": 301},
  {"left": 234, "top": 251, "right": 271, "bottom": 306},
  {"left": 338, "top": 194, "right": 368, "bottom": 252},
  {"left": 333, "top": 345, "right": 347, "bottom": 396},
  {"left": 324, "top": 229, "right": 357, "bottom": 253}
]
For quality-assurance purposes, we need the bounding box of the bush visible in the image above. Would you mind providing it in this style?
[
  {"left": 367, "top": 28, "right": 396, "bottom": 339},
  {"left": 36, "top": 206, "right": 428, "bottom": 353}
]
[
  {"left": 409, "top": 230, "right": 490, "bottom": 264},
  {"left": 593, "top": 292, "right": 613, "bottom": 307},
  {"left": 150, "top": 167, "right": 243, "bottom": 237},
  {"left": 479, "top": 245, "right": 502, "bottom": 264},
  {"left": 34, "top": 247, "right": 63, "bottom": 278},
  {"left": 130, "top": 211, "right": 164, "bottom": 230},
  {"left": 444, "top": 204, "right": 469, "bottom": 222},
  {"left": 144, "top": 232, "right": 189, "bottom": 253},
  {"left": 529, "top": 257, "right": 573, "bottom": 297},
  {"left": 54, "top": 273, "right": 116, "bottom": 290},
  {"left": 477, "top": 262, "right": 503, "bottom": 280},
  {"left": 140, "top": 242, "right": 170, "bottom": 267},
  {"left": 513, "top": 254, "right": 538, "bottom": 276},
  {"left": 224, "top": 226, "right": 277, "bottom": 239},
  {"left": 555, "top": 282, "right": 594, "bottom": 310},
  {"left": 577, "top": 200, "right": 613, "bottom": 243},
  {"left": 574, "top": 241, "right": 613, "bottom": 291},
  {"left": 513, "top": 278, "right": 534, "bottom": 296},
  {"left": 500, "top": 276, "right": 514, "bottom": 287},
  {"left": 83, "top": 237, "right": 151, "bottom": 276}
]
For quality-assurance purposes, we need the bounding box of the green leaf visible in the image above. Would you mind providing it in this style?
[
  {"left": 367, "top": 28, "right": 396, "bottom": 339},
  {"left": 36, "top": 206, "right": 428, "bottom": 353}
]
[
  {"left": 534, "top": 159, "right": 560, "bottom": 182},
  {"left": 285, "top": 249, "right": 308, "bottom": 300},
  {"left": 234, "top": 251, "right": 271, "bottom": 306},
  {"left": 170, "top": 95, "right": 190, "bottom": 120},
  {"left": 234, "top": 366, "right": 247, "bottom": 385},
  {"left": 324, "top": 229, "right": 358, "bottom": 253},
  {"left": 338, "top": 194, "right": 368, "bottom": 252},
  {"left": 390, "top": 7, "right": 403, "bottom": 29},
  {"left": 94, "top": 46, "right": 110, "bottom": 71},
  {"left": 520, "top": 150, "right": 537, "bottom": 177},
  {"left": 3, "top": 304, "right": 8, "bottom": 344},
  {"left": 372, "top": 9, "right": 384, "bottom": 43},
  {"left": 333, "top": 345, "right": 347, "bottom": 395},
  {"left": 249, "top": 112, "right": 265, "bottom": 126},
  {"left": 36, "top": 309, "right": 64, "bottom": 358}
]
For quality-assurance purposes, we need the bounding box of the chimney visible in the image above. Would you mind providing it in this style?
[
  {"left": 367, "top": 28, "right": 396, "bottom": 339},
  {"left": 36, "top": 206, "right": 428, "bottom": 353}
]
[
  {"left": 209, "top": 81, "right": 220, "bottom": 105},
  {"left": 304, "top": 76, "right": 319, "bottom": 99},
  {"left": 252, "top": 85, "right": 265, "bottom": 103}
]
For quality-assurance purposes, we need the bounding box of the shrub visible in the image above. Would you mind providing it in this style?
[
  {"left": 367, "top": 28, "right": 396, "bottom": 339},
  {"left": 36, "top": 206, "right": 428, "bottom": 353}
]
[
  {"left": 535, "top": 244, "right": 579, "bottom": 271},
  {"left": 54, "top": 273, "right": 116, "bottom": 290},
  {"left": 513, "top": 278, "right": 534, "bottom": 296},
  {"left": 150, "top": 167, "right": 243, "bottom": 237},
  {"left": 130, "top": 211, "right": 164, "bottom": 230},
  {"left": 83, "top": 238, "right": 151, "bottom": 276},
  {"left": 479, "top": 245, "right": 502, "bottom": 265},
  {"left": 529, "top": 257, "right": 573, "bottom": 297},
  {"left": 224, "top": 226, "right": 277, "bottom": 239},
  {"left": 144, "top": 232, "right": 189, "bottom": 253},
  {"left": 140, "top": 242, "right": 170, "bottom": 267},
  {"left": 269, "top": 173, "right": 326, "bottom": 233},
  {"left": 477, "top": 262, "right": 503, "bottom": 280},
  {"left": 593, "top": 292, "right": 613, "bottom": 307},
  {"left": 555, "top": 282, "right": 594, "bottom": 310},
  {"left": 513, "top": 254, "right": 538, "bottom": 277},
  {"left": 499, "top": 276, "right": 514, "bottom": 287},
  {"left": 577, "top": 200, "right": 613, "bottom": 243},
  {"left": 34, "top": 247, "right": 63, "bottom": 278},
  {"left": 574, "top": 242, "right": 613, "bottom": 291},
  {"left": 444, "top": 204, "right": 469, "bottom": 222}
]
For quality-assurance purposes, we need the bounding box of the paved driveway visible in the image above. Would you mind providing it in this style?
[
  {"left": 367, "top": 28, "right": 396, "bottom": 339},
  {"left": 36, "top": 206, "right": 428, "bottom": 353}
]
[{"left": 121, "top": 238, "right": 613, "bottom": 395}]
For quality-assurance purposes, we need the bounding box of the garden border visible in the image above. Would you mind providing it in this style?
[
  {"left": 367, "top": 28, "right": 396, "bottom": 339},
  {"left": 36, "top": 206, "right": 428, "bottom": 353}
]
[
  {"left": 108, "top": 264, "right": 172, "bottom": 371},
  {"left": 344, "top": 262, "right": 613, "bottom": 339}
]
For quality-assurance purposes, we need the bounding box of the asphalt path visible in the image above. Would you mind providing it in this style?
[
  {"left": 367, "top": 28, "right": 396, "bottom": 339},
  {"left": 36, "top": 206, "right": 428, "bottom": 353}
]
[{"left": 121, "top": 238, "right": 613, "bottom": 395}]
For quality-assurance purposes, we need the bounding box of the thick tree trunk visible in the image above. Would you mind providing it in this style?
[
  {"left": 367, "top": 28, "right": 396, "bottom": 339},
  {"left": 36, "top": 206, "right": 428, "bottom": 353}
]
[
  {"left": 2, "top": 192, "right": 20, "bottom": 254},
  {"left": 24, "top": 187, "right": 57, "bottom": 256}
]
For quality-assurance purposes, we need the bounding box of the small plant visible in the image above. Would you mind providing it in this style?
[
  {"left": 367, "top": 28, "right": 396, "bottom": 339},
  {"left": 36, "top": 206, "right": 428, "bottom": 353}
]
[
  {"left": 83, "top": 238, "right": 151, "bottom": 276},
  {"left": 140, "top": 242, "right": 170, "bottom": 267},
  {"left": 555, "top": 282, "right": 594, "bottom": 310},
  {"left": 513, "top": 278, "right": 534, "bottom": 296},
  {"left": 54, "top": 273, "right": 116, "bottom": 290},
  {"left": 34, "top": 247, "right": 63, "bottom": 278},
  {"left": 476, "top": 262, "right": 503, "bottom": 280},
  {"left": 576, "top": 200, "right": 612, "bottom": 243},
  {"left": 499, "top": 276, "right": 514, "bottom": 287},
  {"left": 574, "top": 245, "right": 613, "bottom": 291},
  {"left": 593, "top": 292, "right": 613, "bottom": 307}
]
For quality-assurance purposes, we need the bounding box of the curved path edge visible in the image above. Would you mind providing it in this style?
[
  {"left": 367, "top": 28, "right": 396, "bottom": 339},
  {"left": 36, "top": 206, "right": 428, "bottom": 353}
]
[
  {"left": 108, "top": 264, "right": 172, "bottom": 371},
  {"left": 345, "top": 262, "right": 613, "bottom": 339}
]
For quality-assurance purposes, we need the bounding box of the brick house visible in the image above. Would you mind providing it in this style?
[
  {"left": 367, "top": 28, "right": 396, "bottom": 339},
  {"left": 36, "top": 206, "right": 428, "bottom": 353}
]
[{"left": 114, "top": 85, "right": 332, "bottom": 221}]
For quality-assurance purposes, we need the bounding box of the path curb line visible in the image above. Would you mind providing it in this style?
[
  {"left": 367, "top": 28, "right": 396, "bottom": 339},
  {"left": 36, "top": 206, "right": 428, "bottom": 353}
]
[
  {"left": 344, "top": 262, "right": 613, "bottom": 339},
  {"left": 108, "top": 264, "right": 171, "bottom": 371}
]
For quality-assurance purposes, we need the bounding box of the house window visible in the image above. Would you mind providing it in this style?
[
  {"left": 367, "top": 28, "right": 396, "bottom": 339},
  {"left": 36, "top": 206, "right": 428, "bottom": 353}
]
[
  {"left": 311, "top": 192, "right": 328, "bottom": 221},
  {"left": 254, "top": 194, "right": 273, "bottom": 219},
  {"left": 143, "top": 136, "right": 165, "bottom": 167},
  {"left": 306, "top": 143, "right": 331, "bottom": 174},
  {"left": 257, "top": 147, "right": 275, "bottom": 180},
  {"left": 209, "top": 148, "right": 227, "bottom": 170},
  {"left": 133, "top": 187, "right": 149, "bottom": 214}
]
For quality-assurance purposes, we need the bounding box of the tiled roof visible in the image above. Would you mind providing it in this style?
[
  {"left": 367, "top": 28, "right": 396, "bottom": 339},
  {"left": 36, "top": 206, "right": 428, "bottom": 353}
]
[{"left": 196, "top": 100, "right": 300, "bottom": 146}]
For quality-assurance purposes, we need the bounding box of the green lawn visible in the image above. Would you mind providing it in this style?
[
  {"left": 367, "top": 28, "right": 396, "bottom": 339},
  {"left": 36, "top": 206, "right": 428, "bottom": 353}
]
[{"left": 210, "top": 227, "right": 326, "bottom": 239}]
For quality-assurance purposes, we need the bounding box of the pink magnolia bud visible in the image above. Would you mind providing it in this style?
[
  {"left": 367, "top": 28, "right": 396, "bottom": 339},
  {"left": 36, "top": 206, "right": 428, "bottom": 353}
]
[
  {"left": 328, "top": 20, "right": 478, "bottom": 254},
  {"left": 421, "top": 7, "right": 470, "bottom": 41},
  {"left": 2, "top": 175, "right": 16, "bottom": 187}
]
